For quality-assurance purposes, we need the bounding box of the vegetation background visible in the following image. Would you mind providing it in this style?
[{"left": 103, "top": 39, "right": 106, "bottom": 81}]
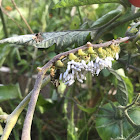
[{"left": 0, "top": 0, "right": 140, "bottom": 140}]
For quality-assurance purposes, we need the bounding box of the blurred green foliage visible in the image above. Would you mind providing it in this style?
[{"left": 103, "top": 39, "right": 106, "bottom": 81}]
[{"left": 0, "top": 0, "right": 140, "bottom": 140}]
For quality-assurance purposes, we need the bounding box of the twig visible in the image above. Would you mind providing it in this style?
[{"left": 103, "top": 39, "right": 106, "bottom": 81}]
[
  {"left": 128, "top": 65, "right": 140, "bottom": 72},
  {"left": 132, "top": 30, "right": 140, "bottom": 45},
  {"left": 21, "top": 36, "right": 132, "bottom": 140},
  {"left": 118, "top": 59, "right": 140, "bottom": 72},
  {"left": 0, "top": 8, "right": 8, "bottom": 37},
  {"left": 21, "top": 70, "right": 47, "bottom": 140},
  {"left": 0, "top": 76, "right": 50, "bottom": 140},
  {"left": 11, "top": 0, "right": 34, "bottom": 34},
  {"left": 1, "top": 7, "right": 24, "bottom": 33}
]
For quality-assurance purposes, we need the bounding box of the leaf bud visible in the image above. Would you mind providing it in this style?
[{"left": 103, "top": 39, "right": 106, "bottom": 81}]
[
  {"left": 69, "top": 53, "right": 77, "bottom": 60},
  {"left": 115, "top": 44, "right": 120, "bottom": 53},
  {"left": 55, "top": 60, "right": 64, "bottom": 67},
  {"left": 105, "top": 48, "right": 112, "bottom": 57},
  {"left": 78, "top": 49, "right": 87, "bottom": 56},
  {"left": 110, "top": 43, "right": 115, "bottom": 50},
  {"left": 87, "top": 47, "right": 95, "bottom": 54},
  {"left": 98, "top": 47, "right": 103, "bottom": 53}
]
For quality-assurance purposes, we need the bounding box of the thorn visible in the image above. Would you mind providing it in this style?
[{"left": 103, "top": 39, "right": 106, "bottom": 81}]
[
  {"left": 86, "top": 42, "right": 92, "bottom": 47},
  {"left": 37, "top": 67, "right": 42, "bottom": 72},
  {"left": 69, "top": 53, "right": 77, "bottom": 60},
  {"left": 78, "top": 49, "right": 87, "bottom": 56},
  {"left": 56, "top": 60, "right": 64, "bottom": 67}
]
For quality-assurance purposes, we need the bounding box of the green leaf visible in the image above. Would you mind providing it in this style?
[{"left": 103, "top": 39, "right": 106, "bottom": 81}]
[
  {"left": 53, "top": 0, "right": 120, "bottom": 8},
  {"left": 95, "top": 102, "right": 137, "bottom": 140},
  {"left": 36, "top": 31, "right": 92, "bottom": 49},
  {"left": 67, "top": 119, "right": 78, "bottom": 140},
  {"left": 37, "top": 95, "right": 56, "bottom": 113},
  {"left": 91, "top": 8, "right": 122, "bottom": 28},
  {"left": 0, "top": 84, "right": 22, "bottom": 102},
  {"left": 121, "top": 77, "right": 134, "bottom": 103},
  {"left": 77, "top": 104, "right": 96, "bottom": 113},
  {"left": 108, "top": 68, "right": 128, "bottom": 106},
  {"left": 114, "top": 68, "right": 134, "bottom": 103},
  {"left": 0, "top": 31, "right": 94, "bottom": 50},
  {"left": 113, "top": 23, "right": 129, "bottom": 38}
]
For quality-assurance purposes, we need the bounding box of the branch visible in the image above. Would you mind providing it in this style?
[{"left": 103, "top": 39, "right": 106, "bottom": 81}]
[
  {"left": 1, "top": 7, "right": 24, "bottom": 33},
  {"left": 0, "top": 76, "right": 50, "bottom": 140},
  {"left": 21, "top": 36, "right": 132, "bottom": 140},
  {"left": 11, "top": 0, "right": 34, "bottom": 34},
  {"left": 118, "top": 59, "right": 140, "bottom": 72},
  {"left": 21, "top": 71, "right": 45, "bottom": 140}
]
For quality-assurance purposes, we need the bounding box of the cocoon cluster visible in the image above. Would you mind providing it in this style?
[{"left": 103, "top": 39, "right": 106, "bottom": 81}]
[
  {"left": 52, "top": 43, "right": 120, "bottom": 86},
  {"left": 59, "top": 56, "right": 115, "bottom": 86}
]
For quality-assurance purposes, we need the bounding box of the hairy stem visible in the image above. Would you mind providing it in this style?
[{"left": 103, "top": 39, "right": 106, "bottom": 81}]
[{"left": 21, "top": 71, "right": 45, "bottom": 140}]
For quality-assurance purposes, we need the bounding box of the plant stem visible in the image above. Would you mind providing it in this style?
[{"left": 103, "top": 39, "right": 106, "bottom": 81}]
[
  {"left": 124, "top": 109, "right": 139, "bottom": 128},
  {"left": 0, "top": 8, "right": 8, "bottom": 37},
  {"left": 21, "top": 62, "right": 53, "bottom": 140},
  {"left": 1, "top": 76, "right": 50, "bottom": 140},
  {"left": 1, "top": 36, "right": 133, "bottom": 140},
  {"left": 1, "top": 7, "right": 24, "bottom": 33},
  {"left": 77, "top": 6, "right": 83, "bottom": 24},
  {"left": 1, "top": 91, "right": 31, "bottom": 140},
  {"left": 21, "top": 72, "right": 45, "bottom": 140}
]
